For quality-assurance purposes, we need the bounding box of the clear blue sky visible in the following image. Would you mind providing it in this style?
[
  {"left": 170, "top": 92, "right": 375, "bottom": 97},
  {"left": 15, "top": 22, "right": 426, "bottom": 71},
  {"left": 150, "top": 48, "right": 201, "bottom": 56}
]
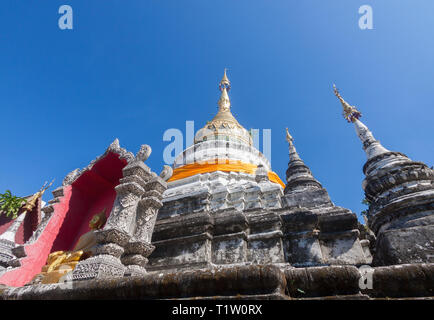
[{"left": 0, "top": 1, "right": 433, "bottom": 221}]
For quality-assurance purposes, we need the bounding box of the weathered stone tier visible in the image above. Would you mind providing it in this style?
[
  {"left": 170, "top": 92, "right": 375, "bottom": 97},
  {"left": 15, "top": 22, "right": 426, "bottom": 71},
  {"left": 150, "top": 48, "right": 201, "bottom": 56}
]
[
  {"left": 1, "top": 263, "right": 432, "bottom": 300},
  {"left": 361, "top": 150, "right": 434, "bottom": 266},
  {"left": 148, "top": 203, "right": 371, "bottom": 272},
  {"left": 148, "top": 129, "right": 372, "bottom": 272}
]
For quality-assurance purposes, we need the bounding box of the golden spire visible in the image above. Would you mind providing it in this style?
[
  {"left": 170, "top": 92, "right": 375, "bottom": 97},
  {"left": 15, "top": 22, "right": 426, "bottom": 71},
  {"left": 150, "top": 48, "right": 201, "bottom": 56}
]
[
  {"left": 220, "top": 68, "right": 231, "bottom": 90},
  {"left": 194, "top": 69, "right": 253, "bottom": 146},
  {"left": 333, "top": 84, "right": 362, "bottom": 123},
  {"left": 218, "top": 68, "right": 231, "bottom": 112}
]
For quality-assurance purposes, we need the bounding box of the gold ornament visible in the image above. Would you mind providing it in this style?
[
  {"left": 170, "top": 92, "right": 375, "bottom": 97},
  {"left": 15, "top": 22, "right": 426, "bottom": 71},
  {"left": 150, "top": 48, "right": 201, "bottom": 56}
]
[{"left": 333, "top": 84, "right": 362, "bottom": 123}]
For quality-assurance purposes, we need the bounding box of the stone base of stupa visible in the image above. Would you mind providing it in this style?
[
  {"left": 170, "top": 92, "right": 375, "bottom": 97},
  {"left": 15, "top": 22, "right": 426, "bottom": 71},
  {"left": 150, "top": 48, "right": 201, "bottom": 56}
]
[{"left": 1, "top": 263, "right": 433, "bottom": 300}]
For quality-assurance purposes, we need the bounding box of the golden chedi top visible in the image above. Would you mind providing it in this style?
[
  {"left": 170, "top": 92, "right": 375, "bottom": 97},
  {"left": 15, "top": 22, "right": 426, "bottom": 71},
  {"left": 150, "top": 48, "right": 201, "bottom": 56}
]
[
  {"left": 170, "top": 70, "right": 285, "bottom": 188},
  {"left": 194, "top": 69, "right": 253, "bottom": 145}
]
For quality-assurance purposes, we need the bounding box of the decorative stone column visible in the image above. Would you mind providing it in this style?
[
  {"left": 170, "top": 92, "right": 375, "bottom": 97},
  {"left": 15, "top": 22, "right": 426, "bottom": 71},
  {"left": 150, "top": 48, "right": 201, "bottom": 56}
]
[
  {"left": 122, "top": 176, "right": 168, "bottom": 276},
  {"left": 72, "top": 145, "right": 170, "bottom": 280}
]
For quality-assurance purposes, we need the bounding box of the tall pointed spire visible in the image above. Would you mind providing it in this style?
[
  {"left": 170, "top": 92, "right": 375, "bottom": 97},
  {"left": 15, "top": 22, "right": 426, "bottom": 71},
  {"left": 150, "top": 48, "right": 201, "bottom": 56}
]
[
  {"left": 286, "top": 128, "right": 301, "bottom": 162},
  {"left": 220, "top": 68, "right": 230, "bottom": 89},
  {"left": 194, "top": 69, "right": 253, "bottom": 146},
  {"left": 333, "top": 86, "right": 434, "bottom": 266},
  {"left": 333, "top": 84, "right": 390, "bottom": 160},
  {"left": 213, "top": 68, "right": 240, "bottom": 126},
  {"left": 218, "top": 68, "right": 231, "bottom": 112},
  {"left": 284, "top": 128, "right": 323, "bottom": 193},
  {"left": 283, "top": 128, "right": 332, "bottom": 208},
  {"left": 333, "top": 84, "right": 362, "bottom": 123}
]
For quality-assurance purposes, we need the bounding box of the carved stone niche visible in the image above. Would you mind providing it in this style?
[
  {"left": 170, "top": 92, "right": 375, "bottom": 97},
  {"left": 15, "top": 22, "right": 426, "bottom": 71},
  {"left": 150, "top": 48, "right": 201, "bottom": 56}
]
[{"left": 72, "top": 144, "right": 171, "bottom": 281}]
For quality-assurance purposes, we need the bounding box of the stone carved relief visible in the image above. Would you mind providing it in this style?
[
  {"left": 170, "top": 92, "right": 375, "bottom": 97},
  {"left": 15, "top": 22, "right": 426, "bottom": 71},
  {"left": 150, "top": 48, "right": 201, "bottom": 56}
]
[{"left": 72, "top": 254, "right": 125, "bottom": 281}]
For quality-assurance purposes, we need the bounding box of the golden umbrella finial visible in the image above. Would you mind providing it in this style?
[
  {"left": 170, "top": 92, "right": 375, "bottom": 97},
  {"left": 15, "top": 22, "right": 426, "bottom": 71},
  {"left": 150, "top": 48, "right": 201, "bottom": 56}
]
[
  {"left": 218, "top": 69, "right": 231, "bottom": 111},
  {"left": 219, "top": 68, "right": 231, "bottom": 91},
  {"left": 333, "top": 84, "right": 362, "bottom": 123}
]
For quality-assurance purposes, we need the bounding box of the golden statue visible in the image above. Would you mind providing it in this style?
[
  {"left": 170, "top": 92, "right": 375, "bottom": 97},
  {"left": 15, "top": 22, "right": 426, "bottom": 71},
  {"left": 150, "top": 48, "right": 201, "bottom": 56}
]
[
  {"left": 72, "top": 209, "right": 107, "bottom": 254},
  {"left": 30, "top": 209, "right": 107, "bottom": 284}
]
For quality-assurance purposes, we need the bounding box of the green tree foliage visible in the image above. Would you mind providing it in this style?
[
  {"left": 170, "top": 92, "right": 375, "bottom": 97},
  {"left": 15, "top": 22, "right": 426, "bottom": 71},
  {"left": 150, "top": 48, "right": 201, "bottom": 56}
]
[{"left": 0, "top": 190, "right": 26, "bottom": 219}]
